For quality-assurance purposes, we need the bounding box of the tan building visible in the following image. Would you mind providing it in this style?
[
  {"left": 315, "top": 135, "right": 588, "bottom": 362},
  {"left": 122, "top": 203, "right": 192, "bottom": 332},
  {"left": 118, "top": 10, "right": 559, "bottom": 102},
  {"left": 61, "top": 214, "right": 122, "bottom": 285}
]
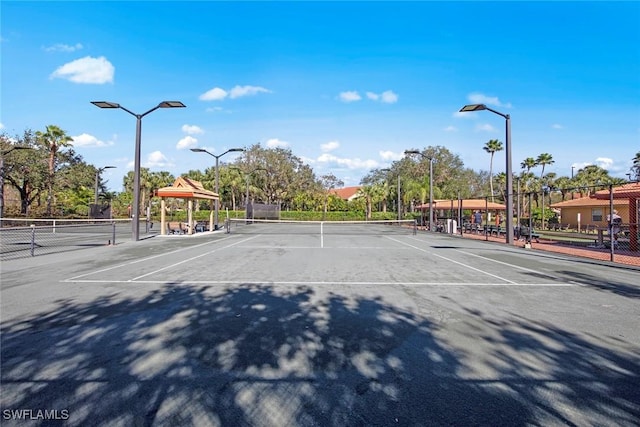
[{"left": 549, "top": 197, "right": 629, "bottom": 231}]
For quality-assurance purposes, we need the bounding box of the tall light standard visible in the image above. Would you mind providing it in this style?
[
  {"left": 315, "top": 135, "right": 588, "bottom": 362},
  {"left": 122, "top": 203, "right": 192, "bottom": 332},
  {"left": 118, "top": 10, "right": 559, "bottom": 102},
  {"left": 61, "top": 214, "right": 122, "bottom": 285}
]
[
  {"left": 91, "top": 101, "right": 185, "bottom": 241},
  {"left": 0, "top": 146, "right": 33, "bottom": 220},
  {"left": 94, "top": 166, "right": 116, "bottom": 205},
  {"left": 404, "top": 150, "right": 434, "bottom": 231},
  {"left": 231, "top": 166, "right": 267, "bottom": 216},
  {"left": 191, "top": 147, "right": 244, "bottom": 229},
  {"left": 459, "top": 103, "right": 513, "bottom": 244},
  {"left": 380, "top": 168, "right": 401, "bottom": 220}
]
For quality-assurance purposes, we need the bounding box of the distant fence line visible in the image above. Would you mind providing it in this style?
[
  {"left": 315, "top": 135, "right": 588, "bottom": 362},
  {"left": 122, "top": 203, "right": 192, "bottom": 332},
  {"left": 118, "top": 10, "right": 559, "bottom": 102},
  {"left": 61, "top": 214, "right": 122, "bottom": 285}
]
[{"left": 0, "top": 218, "right": 157, "bottom": 261}]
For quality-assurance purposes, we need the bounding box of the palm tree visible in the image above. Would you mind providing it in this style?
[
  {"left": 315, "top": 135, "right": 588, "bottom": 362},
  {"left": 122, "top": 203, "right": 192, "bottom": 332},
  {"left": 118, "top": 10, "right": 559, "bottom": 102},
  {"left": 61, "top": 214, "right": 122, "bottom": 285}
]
[
  {"left": 520, "top": 157, "right": 537, "bottom": 174},
  {"left": 632, "top": 151, "right": 640, "bottom": 180},
  {"left": 553, "top": 176, "right": 572, "bottom": 201},
  {"left": 35, "top": 125, "right": 73, "bottom": 216},
  {"left": 536, "top": 153, "right": 554, "bottom": 178},
  {"left": 483, "top": 139, "right": 503, "bottom": 202}
]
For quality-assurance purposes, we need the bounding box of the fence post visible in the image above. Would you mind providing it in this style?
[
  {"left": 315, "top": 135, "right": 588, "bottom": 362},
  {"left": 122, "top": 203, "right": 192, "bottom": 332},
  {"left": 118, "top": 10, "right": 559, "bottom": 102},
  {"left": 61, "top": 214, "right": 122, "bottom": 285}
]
[
  {"left": 30, "top": 224, "right": 36, "bottom": 256},
  {"left": 609, "top": 184, "right": 614, "bottom": 262}
]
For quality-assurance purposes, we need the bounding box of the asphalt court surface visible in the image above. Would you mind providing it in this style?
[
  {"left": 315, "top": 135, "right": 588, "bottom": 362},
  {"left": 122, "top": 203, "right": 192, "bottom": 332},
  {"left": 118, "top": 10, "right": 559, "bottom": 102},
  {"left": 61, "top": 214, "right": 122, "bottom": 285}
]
[
  {"left": 62, "top": 230, "right": 588, "bottom": 286},
  {"left": 1, "top": 228, "right": 639, "bottom": 426}
]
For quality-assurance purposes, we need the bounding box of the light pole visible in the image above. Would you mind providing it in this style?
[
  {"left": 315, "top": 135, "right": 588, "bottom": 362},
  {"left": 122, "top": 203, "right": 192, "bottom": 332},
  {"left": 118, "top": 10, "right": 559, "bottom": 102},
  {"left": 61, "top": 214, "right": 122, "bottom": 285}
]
[
  {"left": 0, "top": 146, "right": 33, "bottom": 220},
  {"left": 92, "top": 101, "right": 185, "bottom": 241},
  {"left": 405, "top": 150, "right": 434, "bottom": 231},
  {"left": 460, "top": 103, "right": 513, "bottom": 244},
  {"left": 94, "top": 166, "right": 116, "bottom": 205},
  {"left": 191, "top": 147, "right": 244, "bottom": 229},
  {"left": 380, "top": 168, "right": 401, "bottom": 220}
]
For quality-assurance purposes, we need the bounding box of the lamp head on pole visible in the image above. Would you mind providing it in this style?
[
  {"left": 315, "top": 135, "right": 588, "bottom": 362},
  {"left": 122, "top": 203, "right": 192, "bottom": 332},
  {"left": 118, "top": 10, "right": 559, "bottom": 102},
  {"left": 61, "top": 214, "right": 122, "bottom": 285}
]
[
  {"left": 459, "top": 104, "right": 487, "bottom": 112},
  {"left": 91, "top": 101, "right": 120, "bottom": 109},
  {"left": 158, "top": 101, "right": 186, "bottom": 108}
]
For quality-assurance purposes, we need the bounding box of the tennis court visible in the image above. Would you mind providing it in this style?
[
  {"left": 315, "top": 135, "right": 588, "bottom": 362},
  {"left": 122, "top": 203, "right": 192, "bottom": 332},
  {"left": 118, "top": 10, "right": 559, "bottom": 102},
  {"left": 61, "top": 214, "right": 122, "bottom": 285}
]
[{"left": 1, "top": 220, "right": 639, "bottom": 426}]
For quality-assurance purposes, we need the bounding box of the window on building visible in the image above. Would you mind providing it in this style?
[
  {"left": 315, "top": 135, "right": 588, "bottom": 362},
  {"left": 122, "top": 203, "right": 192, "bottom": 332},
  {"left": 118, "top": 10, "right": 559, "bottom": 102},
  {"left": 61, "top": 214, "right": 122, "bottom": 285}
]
[{"left": 592, "top": 208, "right": 603, "bottom": 222}]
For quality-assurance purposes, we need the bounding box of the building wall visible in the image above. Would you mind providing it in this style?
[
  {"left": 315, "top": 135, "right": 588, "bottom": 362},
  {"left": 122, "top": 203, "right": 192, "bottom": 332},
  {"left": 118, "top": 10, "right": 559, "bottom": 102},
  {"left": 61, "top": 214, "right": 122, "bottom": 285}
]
[{"left": 558, "top": 204, "right": 629, "bottom": 230}]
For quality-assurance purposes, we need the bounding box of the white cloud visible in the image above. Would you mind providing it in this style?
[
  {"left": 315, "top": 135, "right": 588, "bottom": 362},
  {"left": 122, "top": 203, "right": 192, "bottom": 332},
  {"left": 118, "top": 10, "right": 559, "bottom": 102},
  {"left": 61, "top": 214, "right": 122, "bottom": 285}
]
[
  {"left": 176, "top": 136, "right": 198, "bottom": 150},
  {"left": 0, "top": 123, "right": 4, "bottom": 130},
  {"left": 181, "top": 124, "right": 204, "bottom": 135},
  {"left": 199, "top": 85, "right": 271, "bottom": 101},
  {"left": 452, "top": 111, "right": 476, "bottom": 119},
  {"left": 339, "top": 91, "right": 361, "bottom": 102},
  {"left": 205, "top": 106, "right": 226, "bottom": 113},
  {"left": 317, "top": 153, "right": 379, "bottom": 170},
  {"left": 265, "top": 138, "right": 289, "bottom": 148},
  {"left": 379, "top": 150, "right": 403, "bottom": 161},
  {"left": 321, "top": 141, "right": 340, "bottom": 152},
  {"left": 50, "top": 56, "right": 114, "bottom": 84},
  {"left": 552, "top": 124, "right": 564, "bottom": 129},
  {"left": 300, "top": 155, "right": 316, "bottom": 165},
  {"left": 199, "top": 87, "right": 228, "bottom": 101},
  {"left": 71, "top": 133, "right": 113, "bottom": 147},
  {"left": 468, "top": 92, "right": 512, "bottom": 108},
  {"left": 571, "top": 162, "right": 591, "bottom": 171},
  {"left": 144, "top": 151, "right": 173, "bottom": 168},
  {"left": 443, "top": 125, "right": 457, "bottom": 132},
  {"left": 595, "top": 157, "right": 614, "bottom": 169},
  {"left": 229, "top": 85, "right": 271, "bottom": 99},
  {"left": 380, "top": 90, "right": 398, "bottom": 104},
  {"left": 365, "top": 90, "right": 398, "bottom": 104},
  {"left": 43, "top": 43, "right": 83, "bottom": 53},
  {"left": 475, "top": 123, "right": 496, "bottom": 132}
]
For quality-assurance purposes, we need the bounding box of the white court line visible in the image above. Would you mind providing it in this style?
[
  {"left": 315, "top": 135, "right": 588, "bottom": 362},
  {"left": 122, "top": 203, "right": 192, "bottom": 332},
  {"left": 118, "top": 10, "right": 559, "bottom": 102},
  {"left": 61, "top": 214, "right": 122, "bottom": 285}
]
[
  {"left": 450, "top": 247, "right": 584, "bottom": 284},
  {"left": 407, "top": 235, "right": 584, "bottom": 286},
  {"left": 59, "top": 279, "right": 574, "bottom": 287},
  {"left": 65, "top": 234, "right": 238, "bottom": 281},
  {"left": 385, "top": 236, "right": 518, "bottom": 284},
  {"left": 129, "top": 235, "right": 260, "bottom": 281}
]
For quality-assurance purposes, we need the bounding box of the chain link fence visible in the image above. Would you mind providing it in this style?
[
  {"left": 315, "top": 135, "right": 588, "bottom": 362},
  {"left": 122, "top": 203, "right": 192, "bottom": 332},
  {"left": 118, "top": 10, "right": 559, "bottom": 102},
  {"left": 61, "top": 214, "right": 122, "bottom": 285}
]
[
  {"left": 0, "top": 219, "right": 157, "bottom": 261},
  {"left": 418, "top": 183, "right": 640, "bottom": 266}
]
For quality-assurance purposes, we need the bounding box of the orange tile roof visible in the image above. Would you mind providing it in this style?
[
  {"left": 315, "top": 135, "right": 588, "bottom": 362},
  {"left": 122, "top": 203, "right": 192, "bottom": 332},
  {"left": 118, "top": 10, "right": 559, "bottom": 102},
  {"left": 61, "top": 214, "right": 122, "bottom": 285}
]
[
  {"left": 416, "top": 199, "right": 506, "bottom": 210},
  {"left": 592, "top": 182, "right": 640, "bottom": 199},
  {"left": 330, "top": 186, "right": 362, "bottom": 200},
  {"left": 550, "top": 197, "right": 626, "bottom": 208},
  {"left": 156, "top": 176, "right": 219, "bottom": 200}
]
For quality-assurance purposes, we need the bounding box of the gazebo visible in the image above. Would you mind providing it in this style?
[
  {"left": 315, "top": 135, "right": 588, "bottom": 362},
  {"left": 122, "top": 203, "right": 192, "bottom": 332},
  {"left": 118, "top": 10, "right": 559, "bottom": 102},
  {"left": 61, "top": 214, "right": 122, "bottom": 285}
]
[
  {"left": 592, "top": 183, "right": 640, "bottom": 251},
  {"left": 416, "top": 199, "right": 507, "bottom": 230},
  {"left": 156, "top": 177, "right": 219, "bottom": 235}
]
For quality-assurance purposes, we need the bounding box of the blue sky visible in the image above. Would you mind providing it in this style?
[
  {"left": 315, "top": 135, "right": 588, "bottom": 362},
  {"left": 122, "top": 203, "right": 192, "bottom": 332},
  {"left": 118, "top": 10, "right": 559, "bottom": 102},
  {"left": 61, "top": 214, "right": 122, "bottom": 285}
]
[{"left": 2, "top": 1, "right": 639, "bottom": 191}]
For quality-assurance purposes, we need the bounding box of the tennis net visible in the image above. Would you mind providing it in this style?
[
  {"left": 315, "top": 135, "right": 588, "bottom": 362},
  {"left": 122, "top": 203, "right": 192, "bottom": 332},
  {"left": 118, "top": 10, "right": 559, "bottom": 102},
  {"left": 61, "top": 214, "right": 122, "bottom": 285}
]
[{"left": 225, "top": 218, "right": 417, "bottom": 235}]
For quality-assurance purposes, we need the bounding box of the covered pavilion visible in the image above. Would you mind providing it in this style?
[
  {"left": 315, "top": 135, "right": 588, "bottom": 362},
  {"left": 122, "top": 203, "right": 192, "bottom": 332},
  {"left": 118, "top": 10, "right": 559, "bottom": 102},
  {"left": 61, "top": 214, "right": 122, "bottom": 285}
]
[
  {"left": 156, "top": 177, "right": 219, "bottom": 235},
  {"left": 416, "top": 199, "right": 507, "bottom": 223}
]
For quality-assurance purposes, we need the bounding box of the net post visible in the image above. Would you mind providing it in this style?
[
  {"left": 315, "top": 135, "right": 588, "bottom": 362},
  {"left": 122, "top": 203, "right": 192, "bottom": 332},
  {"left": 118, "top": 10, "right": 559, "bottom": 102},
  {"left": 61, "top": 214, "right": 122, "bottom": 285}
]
[
  {"left": 413, "top": 219, "right": 417, "bottom": 235},
  {"left": 30, "top": 224, "right": 36, "bottom": 256},
  {"left": 225, "top": 218, "right": 230, "bottom": 234},
  {"left": 112, "top": 221, "right": 116, "bottom": 245}
]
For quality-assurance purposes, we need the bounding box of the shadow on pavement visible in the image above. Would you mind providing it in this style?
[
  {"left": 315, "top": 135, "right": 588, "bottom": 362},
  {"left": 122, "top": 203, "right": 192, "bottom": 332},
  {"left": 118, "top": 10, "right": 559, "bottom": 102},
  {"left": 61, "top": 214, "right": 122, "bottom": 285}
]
[{"left": 2, "top": 284, "right": 638, "bottom": 425}]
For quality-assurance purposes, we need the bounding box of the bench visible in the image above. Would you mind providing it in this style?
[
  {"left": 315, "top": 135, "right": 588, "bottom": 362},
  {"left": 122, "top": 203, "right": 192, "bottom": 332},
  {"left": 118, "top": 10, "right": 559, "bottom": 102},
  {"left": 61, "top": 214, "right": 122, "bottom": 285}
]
[
  {"left": 550, "top": 223, "right": 570, "bottom": 231},
  {"left": 583, "top": 224, "right": 598, "bottom": 234},
  {"left": 167, "top": 221, "right": 187, "bottom": 234},
  {"left": 519, "top": 226, "right": 540, "bottom": 243}
]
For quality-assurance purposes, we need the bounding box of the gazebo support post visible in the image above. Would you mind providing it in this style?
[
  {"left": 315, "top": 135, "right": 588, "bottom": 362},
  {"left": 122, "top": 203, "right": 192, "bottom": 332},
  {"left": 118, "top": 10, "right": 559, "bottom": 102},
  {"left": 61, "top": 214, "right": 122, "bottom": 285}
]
[
  {"left": 188, "top": 199, "right": 194, "bottom": 235},
  {"left": 160, "top": 199, "right": 167, "bottom": 235},
  {"left": 210, "top": 200, "right": 215, "bottom": 232}
]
